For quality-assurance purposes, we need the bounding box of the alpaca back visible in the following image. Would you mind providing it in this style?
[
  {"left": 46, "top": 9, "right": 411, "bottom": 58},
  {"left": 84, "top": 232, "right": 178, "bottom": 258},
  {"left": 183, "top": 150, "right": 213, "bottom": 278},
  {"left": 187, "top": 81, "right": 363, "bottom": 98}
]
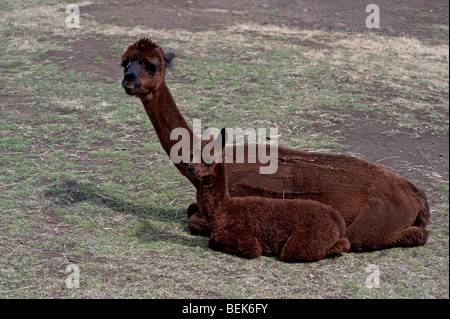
[{"left": 224, "top": 196, "right": 348, "bottom": 258}]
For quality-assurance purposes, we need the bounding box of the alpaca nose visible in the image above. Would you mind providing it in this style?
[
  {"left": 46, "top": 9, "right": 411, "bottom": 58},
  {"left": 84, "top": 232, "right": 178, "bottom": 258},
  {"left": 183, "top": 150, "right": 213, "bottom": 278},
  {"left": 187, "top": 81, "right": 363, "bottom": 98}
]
[
  {"left": 122, "top": 71, "right": 141, "bottom": 93},
  {"left": 187, "top": 165, "right": 196, "bottom": 175},
  {"left": 123, "top": 72, "right": 137, "bottom": 83}
]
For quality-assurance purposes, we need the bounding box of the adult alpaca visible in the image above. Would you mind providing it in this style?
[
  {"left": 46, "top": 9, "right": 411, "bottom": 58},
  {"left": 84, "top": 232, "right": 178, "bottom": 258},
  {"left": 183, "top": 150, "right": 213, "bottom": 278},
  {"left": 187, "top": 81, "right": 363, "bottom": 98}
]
[
  {"left": 121, "top": 38, "right": 430, "bottom": 252},
  {"left": 187, "top": 128, "right": 351, "bottom": 262}
]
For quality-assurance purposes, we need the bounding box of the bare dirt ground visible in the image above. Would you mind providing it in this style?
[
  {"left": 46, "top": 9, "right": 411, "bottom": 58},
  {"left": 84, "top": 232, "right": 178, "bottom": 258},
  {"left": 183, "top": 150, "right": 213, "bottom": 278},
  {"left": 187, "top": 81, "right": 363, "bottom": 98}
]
[{"left": 86, "top": 0, "right": 449, "bottom": 40}]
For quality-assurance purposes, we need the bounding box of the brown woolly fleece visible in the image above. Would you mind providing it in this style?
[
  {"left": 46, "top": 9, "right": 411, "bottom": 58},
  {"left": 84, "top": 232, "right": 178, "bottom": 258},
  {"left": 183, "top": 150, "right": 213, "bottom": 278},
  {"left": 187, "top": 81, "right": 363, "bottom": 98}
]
[
  {"left": 121, "top": 38, "right": 430, "bottom": 252},
  {"left": 187, "top": 130, "right": 351, "bottom": 262}
]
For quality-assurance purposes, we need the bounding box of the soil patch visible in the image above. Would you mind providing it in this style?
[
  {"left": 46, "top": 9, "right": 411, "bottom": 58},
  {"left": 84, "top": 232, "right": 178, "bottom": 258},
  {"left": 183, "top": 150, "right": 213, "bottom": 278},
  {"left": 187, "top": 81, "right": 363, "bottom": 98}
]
[
  {"left": 37, "top": 37, "right": 125, "bottom": 82},
  {"left": 84, "top": 0, "right": 449, "bottom": 42},
  {"left": 311, "top": 114, "right": 449, "bottom": 186}
]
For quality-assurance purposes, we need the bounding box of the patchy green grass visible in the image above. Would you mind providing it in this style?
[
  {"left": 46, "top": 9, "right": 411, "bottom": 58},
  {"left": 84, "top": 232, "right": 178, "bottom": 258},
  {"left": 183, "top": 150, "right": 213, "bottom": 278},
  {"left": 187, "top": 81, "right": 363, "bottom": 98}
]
[{"left": 0, "top": 1, "right": 448, "bottom": 299}]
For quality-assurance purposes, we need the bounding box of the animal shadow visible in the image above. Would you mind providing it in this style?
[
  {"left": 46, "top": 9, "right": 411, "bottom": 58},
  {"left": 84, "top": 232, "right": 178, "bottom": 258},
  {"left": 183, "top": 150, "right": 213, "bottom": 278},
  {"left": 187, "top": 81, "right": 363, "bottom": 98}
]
[{"left": 44, "top": 179, "right": 207, "bottom": 248}]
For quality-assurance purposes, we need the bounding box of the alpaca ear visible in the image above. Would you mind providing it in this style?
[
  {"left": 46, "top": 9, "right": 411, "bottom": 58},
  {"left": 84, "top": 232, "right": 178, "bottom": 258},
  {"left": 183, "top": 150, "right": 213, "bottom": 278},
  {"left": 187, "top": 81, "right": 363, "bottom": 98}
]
[
  {"left": 219, "top": 128, "right": 227, "bottom": 149},
  {"left": 164, "top": 52, "right": 175, "bottom": 68}
]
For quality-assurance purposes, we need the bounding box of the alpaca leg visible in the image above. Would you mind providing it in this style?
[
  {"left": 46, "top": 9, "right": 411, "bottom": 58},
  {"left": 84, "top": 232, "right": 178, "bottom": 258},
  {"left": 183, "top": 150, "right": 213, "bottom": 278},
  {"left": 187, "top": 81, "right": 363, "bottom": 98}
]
[
  {"left": 349, "top": 226, "right": 428, "bottom": 251},
  {"left": 327, "top": 238, "right": 351, "bottom": 256},
  {"left": 188, "top": 212, "right": 211, "bottom": 237},
  {"left": 209, "top": 232, "right": 262, "bottom": 260},
  {"left": 187, "top": 202, "right": 199, "bottom": 218},
  {"left": 346, "top": 198, "right": 429, "bottom": 251},
  {"left": 390, "top": 227, "right": 429, "bottom": 248},
  {"left": 280, "top": 227, "right": 327, "bottom": 262}
]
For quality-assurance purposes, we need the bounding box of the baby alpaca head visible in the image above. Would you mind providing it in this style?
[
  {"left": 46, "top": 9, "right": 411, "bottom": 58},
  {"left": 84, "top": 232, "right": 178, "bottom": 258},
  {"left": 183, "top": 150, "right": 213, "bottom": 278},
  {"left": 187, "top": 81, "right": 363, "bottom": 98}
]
[
  {"left": 186, "top": 128, "right": 227, "bottom": 185},
  {"left": 121, "top": 38, "right": 175, "bottom": 96}
]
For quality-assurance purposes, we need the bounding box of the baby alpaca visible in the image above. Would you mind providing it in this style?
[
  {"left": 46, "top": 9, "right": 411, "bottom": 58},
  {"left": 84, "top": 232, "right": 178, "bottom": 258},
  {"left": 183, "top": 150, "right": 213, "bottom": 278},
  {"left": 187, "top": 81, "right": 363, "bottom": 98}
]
[{"left": 187, "top": 129, "right": 351, "bottom": 262}]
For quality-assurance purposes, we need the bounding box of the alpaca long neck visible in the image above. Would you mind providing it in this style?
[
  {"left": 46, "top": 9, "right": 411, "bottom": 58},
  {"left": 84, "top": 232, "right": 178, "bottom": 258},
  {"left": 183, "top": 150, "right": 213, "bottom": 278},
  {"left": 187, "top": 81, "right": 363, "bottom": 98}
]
[
  {"left": 140, "top": 81, "right": 192, "bottom": 156},
  {"left": 198, "top": 164, "right": 230, "bottom": 229},
  {"left": 139, "top": 81, "right": 198, "bottom": 178}
]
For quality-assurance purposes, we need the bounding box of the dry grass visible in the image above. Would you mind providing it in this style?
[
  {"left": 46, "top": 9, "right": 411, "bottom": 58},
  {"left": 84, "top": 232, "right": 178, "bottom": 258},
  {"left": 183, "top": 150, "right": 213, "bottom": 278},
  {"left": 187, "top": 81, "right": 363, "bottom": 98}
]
[
  {"left": 330, "top": 35, "right": 448, "bottom": 86},
  {"left": 229, "top": 23, "right": 328, "bottom": 37}
]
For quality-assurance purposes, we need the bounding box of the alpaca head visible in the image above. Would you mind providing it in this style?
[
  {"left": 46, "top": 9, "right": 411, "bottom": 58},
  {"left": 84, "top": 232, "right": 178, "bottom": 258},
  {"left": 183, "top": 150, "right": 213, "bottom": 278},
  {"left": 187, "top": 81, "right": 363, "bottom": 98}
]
[
  {"left": 121, "top": 38, "right": 175, "bottom": 96},
  {"left": 186, "top": 128, "right": 227, "bottom": 185}
]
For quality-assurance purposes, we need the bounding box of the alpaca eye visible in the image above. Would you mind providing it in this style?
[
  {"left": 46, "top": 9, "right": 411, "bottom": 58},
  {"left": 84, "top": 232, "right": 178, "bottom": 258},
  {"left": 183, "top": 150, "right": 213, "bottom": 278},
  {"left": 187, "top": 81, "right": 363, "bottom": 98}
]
[{"left": 144, "top": 62, "right": 159, "bottom": 76}]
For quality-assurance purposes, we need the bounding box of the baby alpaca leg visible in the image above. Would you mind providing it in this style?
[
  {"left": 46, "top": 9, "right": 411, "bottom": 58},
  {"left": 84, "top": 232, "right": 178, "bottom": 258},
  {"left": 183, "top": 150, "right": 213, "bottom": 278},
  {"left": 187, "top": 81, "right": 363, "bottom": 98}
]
[
  {"left": 280, "top": 225, "right": 345, "bottom": 262},
  {"left": 188, "top": 212, "right": 211, "bottom": 237},
  {"left": 209, "top": 231, "right": 262, "bottom": 259},
  {"left": 327, "top": 238, "right": 351, "bottom": 256},
  {"left": 280, "top": 226, "right": 326, "bottom": 262},
  {"left": 187, "top": 202, "right": 199, "bottom": 218}
]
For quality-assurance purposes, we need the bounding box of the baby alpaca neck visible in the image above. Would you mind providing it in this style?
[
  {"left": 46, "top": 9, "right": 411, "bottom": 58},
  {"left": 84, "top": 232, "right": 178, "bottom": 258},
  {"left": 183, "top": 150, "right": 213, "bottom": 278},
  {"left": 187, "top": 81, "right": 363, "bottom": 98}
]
[{"left": 197, "top": 164, "right": 230, "bottom": 228}]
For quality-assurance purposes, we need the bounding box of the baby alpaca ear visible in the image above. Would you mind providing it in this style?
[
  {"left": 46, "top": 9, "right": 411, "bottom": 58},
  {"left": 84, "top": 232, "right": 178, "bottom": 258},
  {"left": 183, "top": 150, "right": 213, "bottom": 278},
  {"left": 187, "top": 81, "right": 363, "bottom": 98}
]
[
  {"left": 164, "top": 52, "right": 175, "bottom": 68},
  {"left": 218, "top": 128, "right": 227, "bottom": 150}
]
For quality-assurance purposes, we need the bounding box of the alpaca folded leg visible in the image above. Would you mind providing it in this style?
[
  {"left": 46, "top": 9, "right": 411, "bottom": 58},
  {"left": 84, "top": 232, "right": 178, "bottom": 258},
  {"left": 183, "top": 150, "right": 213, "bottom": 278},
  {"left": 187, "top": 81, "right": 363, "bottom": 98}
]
[
  {"left": 187, "top": 202, "right": 200, "bottom": 218},
  {"left": 392, "top": 226, "right": 429, "bottom": 248},
  {"left": 327, "top": 238, "right": 351, "bottom": 256},
  {"left": 188, "top": 212, "right": 211, "bottom": 237},
  {"left": 280, "top": 227, "right": 327, "bottom": 262},
  {"left": 209, "top": 232, "right": 262, "bottom": 260},
  {"left": 346, "top": 198, "right": 429, "bottom": 251},
  {"left": 349, "top": 226, "right": 428, "bottom": 251},
  {"left": 348, "top": 226, "right": 429, "bottom": 251}
]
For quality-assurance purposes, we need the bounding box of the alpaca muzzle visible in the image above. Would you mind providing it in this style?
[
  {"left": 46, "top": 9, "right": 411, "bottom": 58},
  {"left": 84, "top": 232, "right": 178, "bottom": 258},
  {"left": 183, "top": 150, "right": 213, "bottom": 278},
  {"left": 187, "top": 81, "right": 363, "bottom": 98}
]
[
  {"left": 122, "top": 77, "right": 141, "bottom": 95},
  {"left": 187, "top": 165, "right": 197, "bottom": 177},
  {"left": 122, "top": 65, "right": 142, "bottom": 95}
]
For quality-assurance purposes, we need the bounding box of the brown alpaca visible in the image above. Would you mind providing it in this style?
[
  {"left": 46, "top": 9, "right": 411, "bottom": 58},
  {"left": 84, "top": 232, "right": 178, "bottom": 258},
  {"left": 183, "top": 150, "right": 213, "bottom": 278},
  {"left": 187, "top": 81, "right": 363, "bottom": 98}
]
[
  {"left": 186, "top": 129, "right": 351, "bottom": 262},
  {"left": 121, "top": 38, "right": 430, "bottom": 252}
]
